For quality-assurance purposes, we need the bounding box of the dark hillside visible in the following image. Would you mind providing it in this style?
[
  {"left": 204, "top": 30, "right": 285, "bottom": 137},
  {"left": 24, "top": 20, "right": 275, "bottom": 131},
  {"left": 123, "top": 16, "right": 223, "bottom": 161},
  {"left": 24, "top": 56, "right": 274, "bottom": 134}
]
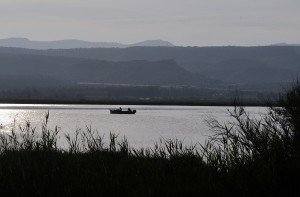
[
  {"left": 1, "top": 46, "right": 299, "bottom": 84},
  {"left": 200, "top": 59, "right": 295, "bottom": 82},
  {"left": 0, "top": 53, "right": 212, "bottom": 88},
  {"left": 1, "top": 46, "right": 299, "bottom": 69}
]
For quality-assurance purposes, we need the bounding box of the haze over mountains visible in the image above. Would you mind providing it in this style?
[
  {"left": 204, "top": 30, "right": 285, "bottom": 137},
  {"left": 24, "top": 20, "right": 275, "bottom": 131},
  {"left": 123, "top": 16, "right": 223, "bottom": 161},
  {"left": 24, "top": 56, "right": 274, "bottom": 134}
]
[
  {"left": 0, "top": 38, "right": 174, "bottom": 49},
  {"left": 0, "top": 39, "right": 299, "bottom": 102},
  {"left": 1, "top": 45, "right": 299, "bottom": 83},
  {"left": 0, "top": 53, "right": 211, "bottom": 88}
]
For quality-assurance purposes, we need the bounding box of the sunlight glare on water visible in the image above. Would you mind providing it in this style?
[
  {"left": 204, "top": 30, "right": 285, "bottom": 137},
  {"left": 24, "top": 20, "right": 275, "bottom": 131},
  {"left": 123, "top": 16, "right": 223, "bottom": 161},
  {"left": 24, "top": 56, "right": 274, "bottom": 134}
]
[
  {"left": 0, "top": 104, "right": 267, "bottom": 148},
  {"left": 0, "top": 109, "right": 47, "bottom": 132}
]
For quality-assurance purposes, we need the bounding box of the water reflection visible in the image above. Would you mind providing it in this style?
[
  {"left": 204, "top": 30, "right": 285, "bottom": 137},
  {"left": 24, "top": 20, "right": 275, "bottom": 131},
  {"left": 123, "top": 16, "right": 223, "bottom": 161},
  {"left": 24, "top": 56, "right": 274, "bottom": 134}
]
[
  {"left": 0, "top": 109, "right": 46, "bottom": 132},
  {"left": 0, "top": 104, "right": 267, "bottom": 148}
]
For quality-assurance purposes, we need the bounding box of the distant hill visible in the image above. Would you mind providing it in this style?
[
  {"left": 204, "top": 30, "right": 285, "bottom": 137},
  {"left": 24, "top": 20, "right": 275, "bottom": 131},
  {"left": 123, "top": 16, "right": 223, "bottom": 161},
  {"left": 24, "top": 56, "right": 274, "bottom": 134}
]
[
  {"left": 0, "top": 38, "right": 174, "bottom": 49},
  {"left": 0, "top": 53, "right": 212, "bottom": 89},
  {"left": 131, "top": 40, "right": 174, "bottom": 47},
  {"left": 0, "top": 45, "right": 299, "bottom": 83},
  {"left": 271, "top": 43, "right": 300, "bottom": 47},
  {"left": 199, "top": 59, "right": 294, "bottom": 83}
]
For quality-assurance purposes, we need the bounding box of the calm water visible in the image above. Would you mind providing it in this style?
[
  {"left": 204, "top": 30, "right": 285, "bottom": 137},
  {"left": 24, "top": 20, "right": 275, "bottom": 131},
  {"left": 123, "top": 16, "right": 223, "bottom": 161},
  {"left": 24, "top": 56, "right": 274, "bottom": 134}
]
[{"left": 0, "top": 104, "right": 266, "bottom": 148}]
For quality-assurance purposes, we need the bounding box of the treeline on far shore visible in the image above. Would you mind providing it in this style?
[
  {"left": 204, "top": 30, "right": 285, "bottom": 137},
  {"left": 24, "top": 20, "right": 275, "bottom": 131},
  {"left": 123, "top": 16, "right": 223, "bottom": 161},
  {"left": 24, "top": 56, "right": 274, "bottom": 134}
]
[
  {"left": 0, "top": 86, "right": 278, "bottom": 106},
  {"left": 0, "top": 97, "right": 271, "bottom": 106},
  {"left": 0, "top": 82, "right": 280, "bottom": 106},
  {"left": 0, "top": 82, "right": 299, "bottom": 196}
]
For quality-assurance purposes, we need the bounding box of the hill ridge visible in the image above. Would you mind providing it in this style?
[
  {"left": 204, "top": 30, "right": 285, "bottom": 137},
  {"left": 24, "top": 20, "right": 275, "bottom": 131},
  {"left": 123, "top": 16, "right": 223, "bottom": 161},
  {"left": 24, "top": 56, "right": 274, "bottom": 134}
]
[{"left": 0, "top": 38, "right": 174, "bottom": 49}]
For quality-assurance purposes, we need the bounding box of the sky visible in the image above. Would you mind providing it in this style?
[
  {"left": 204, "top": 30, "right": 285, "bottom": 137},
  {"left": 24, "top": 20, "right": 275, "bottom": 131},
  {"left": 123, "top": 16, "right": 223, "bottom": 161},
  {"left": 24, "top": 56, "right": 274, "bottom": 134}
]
[{"left": 0, "top": 0, "right": 299, "bottom": 46}]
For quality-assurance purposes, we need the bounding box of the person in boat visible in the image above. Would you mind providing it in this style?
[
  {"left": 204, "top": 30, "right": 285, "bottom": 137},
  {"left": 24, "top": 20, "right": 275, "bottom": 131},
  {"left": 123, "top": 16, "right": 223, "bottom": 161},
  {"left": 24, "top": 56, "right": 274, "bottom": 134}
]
[{"left": 119, "top": 107, "right": 122, "bottom": 111}]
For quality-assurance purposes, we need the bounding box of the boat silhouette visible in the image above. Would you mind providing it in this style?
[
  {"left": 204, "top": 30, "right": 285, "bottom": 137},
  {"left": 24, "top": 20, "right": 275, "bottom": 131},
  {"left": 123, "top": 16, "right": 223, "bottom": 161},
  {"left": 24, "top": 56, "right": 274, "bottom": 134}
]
[{"left": 110, "top": 107, "right": 136, "bottom": 114}]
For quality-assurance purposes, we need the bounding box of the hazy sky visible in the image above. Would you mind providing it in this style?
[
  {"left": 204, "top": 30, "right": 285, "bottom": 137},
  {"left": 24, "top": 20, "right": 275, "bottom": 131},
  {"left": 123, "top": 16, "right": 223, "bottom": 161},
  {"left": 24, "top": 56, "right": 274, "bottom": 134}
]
[{"left": 1, "top": 0, "right": 299, "bottom": 46}]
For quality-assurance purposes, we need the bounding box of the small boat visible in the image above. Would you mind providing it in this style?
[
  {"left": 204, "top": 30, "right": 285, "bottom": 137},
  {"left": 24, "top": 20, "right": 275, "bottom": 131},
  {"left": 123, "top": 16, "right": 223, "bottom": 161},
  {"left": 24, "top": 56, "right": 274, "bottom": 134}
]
[{"left": 110, "top": 108, "right": 136, "bottom": 114}]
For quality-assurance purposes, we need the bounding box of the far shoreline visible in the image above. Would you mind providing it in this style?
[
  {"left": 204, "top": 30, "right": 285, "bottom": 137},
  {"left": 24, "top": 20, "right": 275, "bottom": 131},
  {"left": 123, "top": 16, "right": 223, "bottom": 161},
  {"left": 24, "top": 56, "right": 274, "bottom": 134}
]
[{"left": 0, "top": 98, "right": 275, "bottom": 107}]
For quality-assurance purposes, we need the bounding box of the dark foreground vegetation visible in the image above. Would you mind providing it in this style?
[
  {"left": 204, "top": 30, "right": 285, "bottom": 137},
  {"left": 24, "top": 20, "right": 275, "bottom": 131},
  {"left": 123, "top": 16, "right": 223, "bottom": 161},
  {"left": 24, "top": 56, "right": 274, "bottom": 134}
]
[{"left": 0, "top": 84, "right": 299, "bottom": 196}]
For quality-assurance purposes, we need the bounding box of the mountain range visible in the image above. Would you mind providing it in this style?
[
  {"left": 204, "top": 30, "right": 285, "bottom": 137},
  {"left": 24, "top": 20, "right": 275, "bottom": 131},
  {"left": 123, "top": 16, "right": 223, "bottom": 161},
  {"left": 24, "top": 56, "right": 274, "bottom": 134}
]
[
  {"left": 1, "top": 43, "right": 299, "bottom": 101},
  {"left": 0, "top": 53, "right": 213, "bottom": 89},
  {"left": 0, "top": 38, "right": 174, "bottom": 49},
  {"left": 1, "top": 45, "right": 299, "bottom": 84}
]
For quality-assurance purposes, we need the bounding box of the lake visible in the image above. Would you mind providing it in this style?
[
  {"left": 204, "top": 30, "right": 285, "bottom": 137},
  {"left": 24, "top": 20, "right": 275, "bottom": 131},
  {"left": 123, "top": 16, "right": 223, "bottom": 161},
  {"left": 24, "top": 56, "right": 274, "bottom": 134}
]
[{"left": 0, "top": 104, "right": 266, "bottom": 148}]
